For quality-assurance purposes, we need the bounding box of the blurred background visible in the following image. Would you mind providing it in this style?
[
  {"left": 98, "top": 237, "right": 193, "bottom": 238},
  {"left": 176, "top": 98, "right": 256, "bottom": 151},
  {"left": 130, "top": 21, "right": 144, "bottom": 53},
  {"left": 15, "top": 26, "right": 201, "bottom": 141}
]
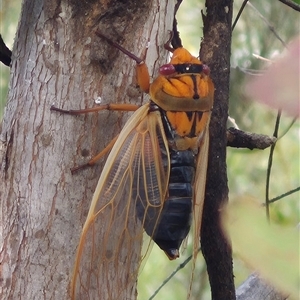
[{"left": 1, "top": 1, "right": 299, "bottom": 299}]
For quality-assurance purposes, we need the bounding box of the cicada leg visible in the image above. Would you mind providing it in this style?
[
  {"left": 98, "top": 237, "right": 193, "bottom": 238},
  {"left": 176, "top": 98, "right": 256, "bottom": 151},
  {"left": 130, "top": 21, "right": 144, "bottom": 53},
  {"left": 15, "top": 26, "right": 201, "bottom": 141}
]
[
  {"left": 50, "top": 103, "right": 140, "bottom": 172},
  {"left": 50, "top": 103, "right": 139, "bottom": 115},
  {"left": 70, "top": 135, "right": 119, "bottom": 173}
]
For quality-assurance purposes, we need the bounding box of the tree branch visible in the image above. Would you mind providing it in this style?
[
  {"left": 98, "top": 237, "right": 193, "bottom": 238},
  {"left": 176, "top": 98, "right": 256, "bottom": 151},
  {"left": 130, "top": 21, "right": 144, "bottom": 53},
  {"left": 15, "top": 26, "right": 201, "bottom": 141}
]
[
  {"left": 278, "top": 0, "right": 300, "bottom": 11},
  {"left": 171, "top": 0, "right": 183, "bottom": 48},
  {"left": 200, "top": 0, "right": 235, "bottom": 299},
  {"left": 227, "top": 127, "right": 276, "bottom": 150},
  {"left": 0, "top": 34, "right": 12, "bottom": 67}
]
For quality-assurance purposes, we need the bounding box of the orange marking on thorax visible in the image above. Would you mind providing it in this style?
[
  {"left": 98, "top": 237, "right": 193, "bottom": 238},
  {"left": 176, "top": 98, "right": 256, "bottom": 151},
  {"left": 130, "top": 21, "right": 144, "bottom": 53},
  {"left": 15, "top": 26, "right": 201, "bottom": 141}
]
[{"left": 165, "top": 111, "right": 209, "bottom": 138}]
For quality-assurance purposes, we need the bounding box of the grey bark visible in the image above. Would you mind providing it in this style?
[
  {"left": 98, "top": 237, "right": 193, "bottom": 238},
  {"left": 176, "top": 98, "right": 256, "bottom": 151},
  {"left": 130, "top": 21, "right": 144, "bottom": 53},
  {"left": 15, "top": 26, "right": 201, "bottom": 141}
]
[
  {"left": 0, "top": 1, "right": 174, "bottom": 299},
  {"left": 237, "top": 273, "right": 288, "bottom": 300}
]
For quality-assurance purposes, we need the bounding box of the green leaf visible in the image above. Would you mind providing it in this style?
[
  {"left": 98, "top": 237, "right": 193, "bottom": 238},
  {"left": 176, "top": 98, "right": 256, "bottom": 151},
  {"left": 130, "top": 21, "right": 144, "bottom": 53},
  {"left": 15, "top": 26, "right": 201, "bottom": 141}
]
[{"left": 222, "top": 198, "right": 299, "bottom": 299}]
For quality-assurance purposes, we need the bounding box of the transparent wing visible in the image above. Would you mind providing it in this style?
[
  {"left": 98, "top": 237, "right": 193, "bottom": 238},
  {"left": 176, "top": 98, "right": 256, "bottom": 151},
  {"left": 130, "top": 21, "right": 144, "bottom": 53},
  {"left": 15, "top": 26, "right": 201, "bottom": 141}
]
[
  {"left": 70, "top": 104, "right": 170, "bottom": 300},
  {"left": 185, "top": 111, "right": 210, "bottom": 298},
  {"left": 193, "top": 111, "right": 211, "bottom": 257}
]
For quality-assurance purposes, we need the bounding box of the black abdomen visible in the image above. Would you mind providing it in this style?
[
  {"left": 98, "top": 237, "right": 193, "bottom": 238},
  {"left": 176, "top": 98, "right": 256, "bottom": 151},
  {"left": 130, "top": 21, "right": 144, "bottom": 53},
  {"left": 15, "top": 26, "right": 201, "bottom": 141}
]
[{"left": 137, "top": 150, "right": 196, "bottom": 259}]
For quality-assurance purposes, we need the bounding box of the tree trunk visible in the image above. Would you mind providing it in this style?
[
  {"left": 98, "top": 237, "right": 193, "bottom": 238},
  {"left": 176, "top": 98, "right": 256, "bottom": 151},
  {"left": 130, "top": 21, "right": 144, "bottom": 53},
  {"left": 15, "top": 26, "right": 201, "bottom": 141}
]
[
  {"left": 200, "top": 1, "right": 236, "bottom": 299},
  {"left": 0, "top": 1, "right": 174, "bottom": 299}
]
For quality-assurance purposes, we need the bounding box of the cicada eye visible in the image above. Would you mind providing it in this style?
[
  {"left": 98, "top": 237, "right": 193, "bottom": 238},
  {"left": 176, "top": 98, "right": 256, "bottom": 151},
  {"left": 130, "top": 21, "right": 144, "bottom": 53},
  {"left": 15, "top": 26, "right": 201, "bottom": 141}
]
[
  {"left": 202, "top": 64, "right": 210, "bottom": 76},
  {"left": 159, "top": 64, "right": 176, "bottom": 76}
]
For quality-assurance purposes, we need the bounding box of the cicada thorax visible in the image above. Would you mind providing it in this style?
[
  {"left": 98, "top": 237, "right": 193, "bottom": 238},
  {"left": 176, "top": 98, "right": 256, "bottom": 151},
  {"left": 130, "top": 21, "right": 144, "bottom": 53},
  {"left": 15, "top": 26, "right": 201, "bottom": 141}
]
[{"left": 136, "top": 47, "right": 214, "bottom": 259}]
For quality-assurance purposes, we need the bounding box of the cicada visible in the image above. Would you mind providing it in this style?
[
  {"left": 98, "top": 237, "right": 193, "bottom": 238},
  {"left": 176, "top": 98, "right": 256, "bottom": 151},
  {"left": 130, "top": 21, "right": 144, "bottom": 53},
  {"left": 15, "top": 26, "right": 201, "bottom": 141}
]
[{"left": 52, "top": 32, "right": 214, "bottom": 299}]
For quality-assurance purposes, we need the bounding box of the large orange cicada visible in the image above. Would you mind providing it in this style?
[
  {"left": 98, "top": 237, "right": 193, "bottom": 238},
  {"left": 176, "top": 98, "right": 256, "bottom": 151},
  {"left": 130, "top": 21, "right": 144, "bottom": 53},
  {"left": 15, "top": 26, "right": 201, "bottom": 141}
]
[{"left": 51, "top": 32, "right": 214, "bottom": 299}]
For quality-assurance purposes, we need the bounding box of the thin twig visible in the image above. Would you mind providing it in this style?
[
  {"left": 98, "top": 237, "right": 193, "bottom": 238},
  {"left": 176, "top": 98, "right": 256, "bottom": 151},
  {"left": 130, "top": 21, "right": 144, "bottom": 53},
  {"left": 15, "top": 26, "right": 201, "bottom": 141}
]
[
  {"left": 247, "top": 2, "right": 287, "bottom": 48},
  {"left": 265, "top": 110, "right": 281, "bottom": 220},
  {"left": 235, "top": 66, "right": 264, "bottom": 76},
  {"left": 278, "top": 0, "right": 300, "bottom": 11},
  {"left": 267, "top": 186, "right": 300, "bottom": 204},
  {"left": 277, "top": 117, "right": 298, "bottom": 140},
  {"left": 232, "top": 0, "right": 249, "bottom": 31},
  {"left": 148, "top": 249, "right": 200, "bottom": 300}
]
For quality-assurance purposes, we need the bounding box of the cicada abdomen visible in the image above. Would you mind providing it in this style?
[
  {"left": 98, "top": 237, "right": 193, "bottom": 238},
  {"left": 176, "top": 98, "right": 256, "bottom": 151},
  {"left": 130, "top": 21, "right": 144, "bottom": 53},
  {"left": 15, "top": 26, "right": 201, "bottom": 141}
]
[{"left": 137, "top": 147, "right": 195, "bottom": 259}]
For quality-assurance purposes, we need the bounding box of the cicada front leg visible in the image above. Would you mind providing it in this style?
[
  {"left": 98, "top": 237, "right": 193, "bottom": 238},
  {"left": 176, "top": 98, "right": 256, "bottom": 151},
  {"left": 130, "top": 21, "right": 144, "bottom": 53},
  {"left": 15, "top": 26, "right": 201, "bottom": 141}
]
[
  {"left": 50, "top": 103, "right": 140, "bottom": 172},
  {"left": 50, "top": 103, "right": 139, "bottom": 115}
]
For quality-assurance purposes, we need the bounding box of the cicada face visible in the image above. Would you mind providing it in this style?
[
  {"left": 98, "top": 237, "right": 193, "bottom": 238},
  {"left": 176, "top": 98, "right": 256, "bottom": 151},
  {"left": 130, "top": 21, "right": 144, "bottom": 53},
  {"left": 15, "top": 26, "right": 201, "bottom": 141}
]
[{"left": 150, "top": 47, "right": 214, "bottom": 112}]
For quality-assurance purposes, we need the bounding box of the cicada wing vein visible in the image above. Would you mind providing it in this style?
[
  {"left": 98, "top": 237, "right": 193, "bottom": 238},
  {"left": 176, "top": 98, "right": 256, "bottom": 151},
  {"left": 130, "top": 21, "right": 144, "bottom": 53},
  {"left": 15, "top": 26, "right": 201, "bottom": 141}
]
[
  {"left": 193, "top": 112, "right": 211, "bottom": 257},
  {"left": 184, "top": 112, "right": 210, "bottom": 299},
  {"left": 192, "top": 112, "right": 211, "bottom": 259},
  {"left": 71, "top": 104, "right": 170, "bottom": 300}
]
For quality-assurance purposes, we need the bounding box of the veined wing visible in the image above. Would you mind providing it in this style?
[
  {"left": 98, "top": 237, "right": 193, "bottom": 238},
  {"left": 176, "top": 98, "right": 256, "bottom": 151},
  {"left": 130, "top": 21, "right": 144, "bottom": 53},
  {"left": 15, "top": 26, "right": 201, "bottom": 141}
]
[
  {"left": 71, "top": 103, "right": 170, "bottom": 300},
  {"left": 192, "top": 111, "right": 211, "bottom": 257}
]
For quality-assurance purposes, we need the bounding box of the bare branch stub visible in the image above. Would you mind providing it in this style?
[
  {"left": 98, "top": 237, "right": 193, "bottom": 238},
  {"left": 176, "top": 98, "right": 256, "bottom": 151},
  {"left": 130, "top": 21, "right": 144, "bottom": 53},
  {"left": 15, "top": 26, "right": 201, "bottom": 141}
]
[
  {"left": 171, "top": 0, "right": 183, "bottom": 49},
  {"left": 0, "top": 34, "right": 12, "bottom": 66},
  {"left": 227, "top": 127, "right": 276, "bottom": 150}
]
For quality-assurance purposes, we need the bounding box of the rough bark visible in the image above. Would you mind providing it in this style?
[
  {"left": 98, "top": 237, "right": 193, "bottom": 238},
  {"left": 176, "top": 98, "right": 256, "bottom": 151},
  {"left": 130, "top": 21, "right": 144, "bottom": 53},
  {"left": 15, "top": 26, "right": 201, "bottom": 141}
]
[
  {"left": 0, "top": 0, "right": 174, "bottom": 299},
  {"left": 200, "top": 1, "right": 236, "bottom": 299},
  {"left": 227, "top": 127, "right": 277, "bottom": 150},
  {"left": 236, "top": 273, "right": 288, "bottom": 300}
]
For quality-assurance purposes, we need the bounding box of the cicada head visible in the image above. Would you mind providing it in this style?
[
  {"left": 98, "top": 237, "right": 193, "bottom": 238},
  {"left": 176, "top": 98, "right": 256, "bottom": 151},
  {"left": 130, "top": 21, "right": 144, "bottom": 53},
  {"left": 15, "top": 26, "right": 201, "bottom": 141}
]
[{"left": 149, "top": 47, "right": 214, "bottom": 113}]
